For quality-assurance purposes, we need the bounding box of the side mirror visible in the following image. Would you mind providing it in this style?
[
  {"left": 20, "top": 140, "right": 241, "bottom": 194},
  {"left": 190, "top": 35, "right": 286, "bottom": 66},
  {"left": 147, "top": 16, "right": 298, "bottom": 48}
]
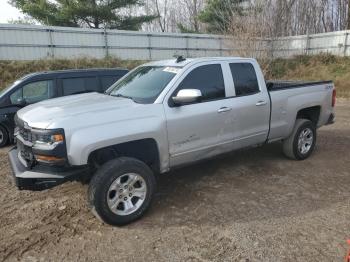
[
  {"left": 172, "top": 89, "right": 202, "bottom": 105},
  {"left": 16, "top": 97, "right": 26, "bottom": 106}
]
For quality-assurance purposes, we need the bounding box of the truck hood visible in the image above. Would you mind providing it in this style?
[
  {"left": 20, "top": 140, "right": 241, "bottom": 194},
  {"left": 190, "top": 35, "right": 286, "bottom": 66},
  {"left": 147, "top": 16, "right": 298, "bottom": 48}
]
[{"left": 17, "top": 92, "right": 140, "bottom": 129}]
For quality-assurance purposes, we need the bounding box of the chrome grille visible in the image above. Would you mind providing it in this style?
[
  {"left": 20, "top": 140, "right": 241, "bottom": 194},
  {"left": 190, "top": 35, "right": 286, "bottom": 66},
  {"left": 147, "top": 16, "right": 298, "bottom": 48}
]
[
  {"left": 15, "top": 115, "right": 33, "bottom": 142},
  {"left": 18, "top": 127, "right": 32, "bottom": 142},
  {"left": 15, "top": 115, "right": 35, "bottom": 166}
]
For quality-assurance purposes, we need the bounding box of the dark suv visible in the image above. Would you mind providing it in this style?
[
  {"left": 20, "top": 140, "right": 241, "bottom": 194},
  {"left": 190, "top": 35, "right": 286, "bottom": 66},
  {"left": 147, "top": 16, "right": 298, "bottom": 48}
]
[{"left": 0, "top": 68, "right": 128, "bottom": 147}]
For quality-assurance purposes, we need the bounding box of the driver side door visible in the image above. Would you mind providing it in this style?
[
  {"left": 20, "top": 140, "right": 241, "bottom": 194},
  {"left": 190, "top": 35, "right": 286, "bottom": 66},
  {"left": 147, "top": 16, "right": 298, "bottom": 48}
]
[
  {"left": 164, "top": 62, "right": 235, "bottom": 167},
  {"left": 7, "top": 79, "right": 56, "bottom": 133},
  {"left": 10, "top": 79, "right": 55, "bottom": 105}
]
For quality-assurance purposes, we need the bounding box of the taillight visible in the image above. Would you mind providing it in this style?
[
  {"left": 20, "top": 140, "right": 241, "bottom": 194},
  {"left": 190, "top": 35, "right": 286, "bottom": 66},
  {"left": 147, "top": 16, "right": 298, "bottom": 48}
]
[{"left": 332, "top": 89, "right": 336, "bottom": 107}]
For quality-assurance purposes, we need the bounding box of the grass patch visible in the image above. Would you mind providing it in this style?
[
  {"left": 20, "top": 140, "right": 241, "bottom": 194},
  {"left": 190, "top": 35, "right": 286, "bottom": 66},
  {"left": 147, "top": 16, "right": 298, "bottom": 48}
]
[
  {"left": 1, "top": 54, "right": 349, "bottom": 97},
  {"left": 263, "top": 54, "right": 350, "bottom": 98}
]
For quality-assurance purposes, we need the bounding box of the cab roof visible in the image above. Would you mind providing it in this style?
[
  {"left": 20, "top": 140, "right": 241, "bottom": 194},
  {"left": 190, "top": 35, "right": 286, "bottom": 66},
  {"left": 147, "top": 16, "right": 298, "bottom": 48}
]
[{"left": 145, "top": 56, "right": 254, "bottom": 68}]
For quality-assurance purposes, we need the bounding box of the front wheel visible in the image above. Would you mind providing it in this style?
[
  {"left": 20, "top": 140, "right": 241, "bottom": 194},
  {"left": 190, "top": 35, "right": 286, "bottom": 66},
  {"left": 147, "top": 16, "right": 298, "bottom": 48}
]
[
  {"left": 283, "top": 119, "right": 316, "bottom": 160},
  {"left": 88, "top": 157, "right": 156, "bottom": 226}
]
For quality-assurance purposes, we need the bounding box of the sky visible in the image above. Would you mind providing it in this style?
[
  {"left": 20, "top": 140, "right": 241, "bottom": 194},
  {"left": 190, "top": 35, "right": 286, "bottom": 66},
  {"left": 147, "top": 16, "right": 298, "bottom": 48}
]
[{"left": 0, "top": 0, "right": 24, "bottom": 23}]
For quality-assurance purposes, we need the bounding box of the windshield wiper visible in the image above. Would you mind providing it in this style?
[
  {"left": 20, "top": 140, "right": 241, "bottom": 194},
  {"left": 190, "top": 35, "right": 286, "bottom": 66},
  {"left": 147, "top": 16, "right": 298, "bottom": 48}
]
[{"left": 111, "top": 93, "right": 135, "bottom": 102}]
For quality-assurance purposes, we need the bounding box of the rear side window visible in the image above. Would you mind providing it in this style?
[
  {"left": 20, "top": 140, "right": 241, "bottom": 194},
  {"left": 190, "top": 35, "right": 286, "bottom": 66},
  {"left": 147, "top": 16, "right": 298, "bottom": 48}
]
[
  {"left": 176, "top": 64, "right": 225, "bottom": 102},
  {"left": 229, "top": 63, "right": 259, "bottom": 96},
  {"left": 100, "top": 76, "right": 120, "bottom": 91},
  {"left": 62, "top": 77, "right": 99, "bottom": 95}
]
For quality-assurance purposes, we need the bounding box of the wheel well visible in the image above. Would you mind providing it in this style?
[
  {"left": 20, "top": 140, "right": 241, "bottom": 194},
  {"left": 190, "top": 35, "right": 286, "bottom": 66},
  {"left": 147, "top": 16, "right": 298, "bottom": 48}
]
[
  {"left": 296, "top": 106, "right": 321, "bottom": 126},
  {"left": 88, "top": 139, "right": 160, "bottom": 174}
]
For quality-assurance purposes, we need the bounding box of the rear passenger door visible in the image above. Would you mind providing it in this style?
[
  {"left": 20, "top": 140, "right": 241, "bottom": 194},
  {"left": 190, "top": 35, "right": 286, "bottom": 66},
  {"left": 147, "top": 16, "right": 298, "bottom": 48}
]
[
  {"left": 225, "top": 62, "right": 270, "bottom": 148},
  {"left": 58, "top": 76, "right": 100, "bottom": 96},
  {"left": 100, "top": 75, "right": 121, "bottom": 92}
]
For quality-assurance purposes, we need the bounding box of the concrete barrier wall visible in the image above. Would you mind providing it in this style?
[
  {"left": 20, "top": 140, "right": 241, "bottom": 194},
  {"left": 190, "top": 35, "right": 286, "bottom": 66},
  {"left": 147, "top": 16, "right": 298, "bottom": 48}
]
[{"left": 0, "top": 24, "right": 349, "bottom": 60}]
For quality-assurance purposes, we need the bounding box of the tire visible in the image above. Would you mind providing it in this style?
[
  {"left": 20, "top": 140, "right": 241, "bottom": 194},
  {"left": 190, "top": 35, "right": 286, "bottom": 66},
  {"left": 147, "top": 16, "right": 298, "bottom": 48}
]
[
  {"left": 283, "top": 119, "right": 316, "bottom": 160},
  {"left": 0, "top": 125, "right": 9, "bottom": 148},
  {"left": 88, "top": 157, "right": 156, "bottom": 226}
]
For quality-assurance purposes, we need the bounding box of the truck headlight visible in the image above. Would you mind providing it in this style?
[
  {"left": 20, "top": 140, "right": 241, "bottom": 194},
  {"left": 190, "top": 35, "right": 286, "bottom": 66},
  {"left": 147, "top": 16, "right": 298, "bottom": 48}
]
[
  {"left": 31, "top": 129, "right": 66, "bottom": 164},
  {"left": 34, "top": 133, "right": 64, "bottom": 144}
]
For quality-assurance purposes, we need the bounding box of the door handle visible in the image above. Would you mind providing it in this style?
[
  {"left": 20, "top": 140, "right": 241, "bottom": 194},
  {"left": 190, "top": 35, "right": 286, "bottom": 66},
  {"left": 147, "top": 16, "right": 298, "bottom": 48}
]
[
  {"left": 256, "top": 100, "right": 267, "bottom": 106},
  {"left": 218, "top": 107, "right": 232, "bottom": 113}
]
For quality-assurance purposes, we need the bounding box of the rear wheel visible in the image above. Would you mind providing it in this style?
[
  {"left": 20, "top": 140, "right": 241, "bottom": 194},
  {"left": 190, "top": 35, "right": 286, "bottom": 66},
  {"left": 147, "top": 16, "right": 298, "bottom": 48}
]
[
  {"left": 0, "top": 125, "right": 9, "bottom": 147},
  {"left": 88, "top": 157, "right": 156, "bottom": 226},
  {"left": 283, "top": 119, "right": 316, "bottom": 160}
]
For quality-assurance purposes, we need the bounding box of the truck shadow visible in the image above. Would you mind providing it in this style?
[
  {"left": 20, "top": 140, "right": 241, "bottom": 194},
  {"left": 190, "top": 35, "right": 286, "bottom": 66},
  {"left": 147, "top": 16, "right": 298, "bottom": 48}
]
[{"left": 138, "top": 131, "right": 350, "bottom": 228}]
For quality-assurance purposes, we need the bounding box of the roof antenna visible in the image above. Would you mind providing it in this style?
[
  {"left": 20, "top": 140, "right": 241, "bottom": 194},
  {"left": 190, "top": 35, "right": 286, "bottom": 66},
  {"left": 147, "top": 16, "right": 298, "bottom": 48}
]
[{"left": 174, "top": 55, "right": 186, "bottom": 63}]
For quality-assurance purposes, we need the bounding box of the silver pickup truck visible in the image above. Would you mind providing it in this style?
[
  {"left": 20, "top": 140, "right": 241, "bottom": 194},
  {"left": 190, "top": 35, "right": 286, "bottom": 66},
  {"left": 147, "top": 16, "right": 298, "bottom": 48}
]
[{"left": 8, "top": 57, "right": 336, "bottom": 225}]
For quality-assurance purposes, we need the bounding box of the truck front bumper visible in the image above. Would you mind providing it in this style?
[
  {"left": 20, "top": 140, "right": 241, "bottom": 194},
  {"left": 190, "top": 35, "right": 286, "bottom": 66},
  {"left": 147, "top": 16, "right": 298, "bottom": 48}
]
[{"left": 8, "top": 147, "right": 89, "bottom": 191}]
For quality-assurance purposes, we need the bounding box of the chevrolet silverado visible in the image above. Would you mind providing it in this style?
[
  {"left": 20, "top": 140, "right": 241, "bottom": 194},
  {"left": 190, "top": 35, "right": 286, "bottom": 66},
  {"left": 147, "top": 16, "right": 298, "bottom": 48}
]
[{"left": 8, "top": 57, "right": 336, "bottom": 225}]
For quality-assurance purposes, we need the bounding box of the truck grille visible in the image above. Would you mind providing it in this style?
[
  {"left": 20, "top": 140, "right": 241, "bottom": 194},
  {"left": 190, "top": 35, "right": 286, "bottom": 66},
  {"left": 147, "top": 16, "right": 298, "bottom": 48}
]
[
  {"left": 14, "top": 116, "right": 35, "bottom": 167},
  {"left": 18, "top": 128, "right": 33, "bottom": 142},
  {"left": 15, "top": 115, "right": 33, "bottom": 142}
]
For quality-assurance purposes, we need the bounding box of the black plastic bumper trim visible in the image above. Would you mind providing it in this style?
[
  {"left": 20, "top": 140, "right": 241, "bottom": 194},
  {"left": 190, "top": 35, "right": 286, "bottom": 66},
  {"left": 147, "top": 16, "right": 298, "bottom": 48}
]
[{"left": 8, "top": 147, "right": 90, "bottom": 191}]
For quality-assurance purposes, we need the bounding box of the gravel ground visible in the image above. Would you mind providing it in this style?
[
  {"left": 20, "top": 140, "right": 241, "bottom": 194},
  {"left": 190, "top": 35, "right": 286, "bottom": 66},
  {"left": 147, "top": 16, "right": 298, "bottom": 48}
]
[{"left": 0, "top": 100, "right": 349, "bottom": 262}]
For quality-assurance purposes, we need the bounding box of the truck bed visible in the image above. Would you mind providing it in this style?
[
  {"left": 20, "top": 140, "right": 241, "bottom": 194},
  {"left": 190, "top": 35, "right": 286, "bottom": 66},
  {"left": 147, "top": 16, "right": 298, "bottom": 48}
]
[
  {"left": 266, "top": 80, "right": 333, "bottom": 91},
  {"left": 267, "top": 79, "right": 335, "bottom": 143}
]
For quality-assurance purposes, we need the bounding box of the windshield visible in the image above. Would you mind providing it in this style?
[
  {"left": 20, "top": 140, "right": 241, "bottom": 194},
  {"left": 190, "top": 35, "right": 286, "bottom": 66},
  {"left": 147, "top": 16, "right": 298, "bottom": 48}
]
[{"left": 107, "top": 66, "right": 181, "bottom": 104}]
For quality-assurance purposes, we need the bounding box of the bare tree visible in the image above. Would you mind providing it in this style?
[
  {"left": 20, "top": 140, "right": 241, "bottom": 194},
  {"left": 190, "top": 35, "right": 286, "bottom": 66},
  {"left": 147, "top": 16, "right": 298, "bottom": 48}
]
[
  {"left": 154, "top": 0, "right": 168, "bottom": 32},
  {"left": 181, "top": 0, "right": 203, "bottom": 32},
  {"left": 143, "top": 0, "right": 204, "bottom": 32},
  {"left": 348, "top": 0, "right": 350, "bottom": 29},
  {"left": 143, "top": 0, "right": 349, "bottom": 34}
]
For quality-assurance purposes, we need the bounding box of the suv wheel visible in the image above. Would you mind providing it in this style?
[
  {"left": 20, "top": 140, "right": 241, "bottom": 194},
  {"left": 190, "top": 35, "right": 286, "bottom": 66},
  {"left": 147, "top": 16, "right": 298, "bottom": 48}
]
[
  {"left": 0, "top": 125, "right": 9, "bottom": 147},
  {"left": 283, "top": 119, "right": 316, "bottom": 160},
  {"left": 88, "top": 157, "right": 156, "bottom": 226}
]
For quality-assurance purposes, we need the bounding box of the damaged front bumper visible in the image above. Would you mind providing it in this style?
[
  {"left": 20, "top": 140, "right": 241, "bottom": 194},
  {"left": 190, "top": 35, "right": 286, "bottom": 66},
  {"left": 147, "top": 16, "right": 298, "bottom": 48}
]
[{"left": 8, "top": 147, "right": 89, "bottom": 191}]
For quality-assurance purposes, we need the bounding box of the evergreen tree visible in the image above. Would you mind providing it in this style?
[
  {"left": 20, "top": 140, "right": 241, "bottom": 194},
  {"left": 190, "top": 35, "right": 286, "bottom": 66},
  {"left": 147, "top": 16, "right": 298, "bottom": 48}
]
[
  {"left": 10, "top": 0, "right": 157, "bottom": 30},
  {"left": 198, "top": 0, "right": 247, "bottom": 33},
  {"left": 177, "top": 23, "right": 200, "bottom": 34}
]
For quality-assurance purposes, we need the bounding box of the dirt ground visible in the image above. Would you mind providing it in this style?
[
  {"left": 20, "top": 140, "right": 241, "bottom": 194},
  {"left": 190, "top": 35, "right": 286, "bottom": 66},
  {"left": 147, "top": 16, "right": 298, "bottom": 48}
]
[{"left": 0, "top": 100, "right": 349, "bottom": 262}]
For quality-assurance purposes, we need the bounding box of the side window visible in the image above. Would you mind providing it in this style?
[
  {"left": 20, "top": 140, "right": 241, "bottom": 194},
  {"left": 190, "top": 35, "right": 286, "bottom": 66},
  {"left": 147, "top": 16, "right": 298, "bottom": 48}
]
[
  {"left": 10, "top": 89, "right": 22, "bottom": 104},
  {"left": 62, "top": 77, "right": 99, "bottom": 96},
  {"left": 175, "top": 64, "right": 225, "bottom": 103},
  {"left": 100, "top": 76, "right": 119, "bottom": 91},
  {"left": 10, "top": 80, "right": 54, "bottom": 104},
  {"left": 229, "top": 63, "right": 259, "bottom": 96}
]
